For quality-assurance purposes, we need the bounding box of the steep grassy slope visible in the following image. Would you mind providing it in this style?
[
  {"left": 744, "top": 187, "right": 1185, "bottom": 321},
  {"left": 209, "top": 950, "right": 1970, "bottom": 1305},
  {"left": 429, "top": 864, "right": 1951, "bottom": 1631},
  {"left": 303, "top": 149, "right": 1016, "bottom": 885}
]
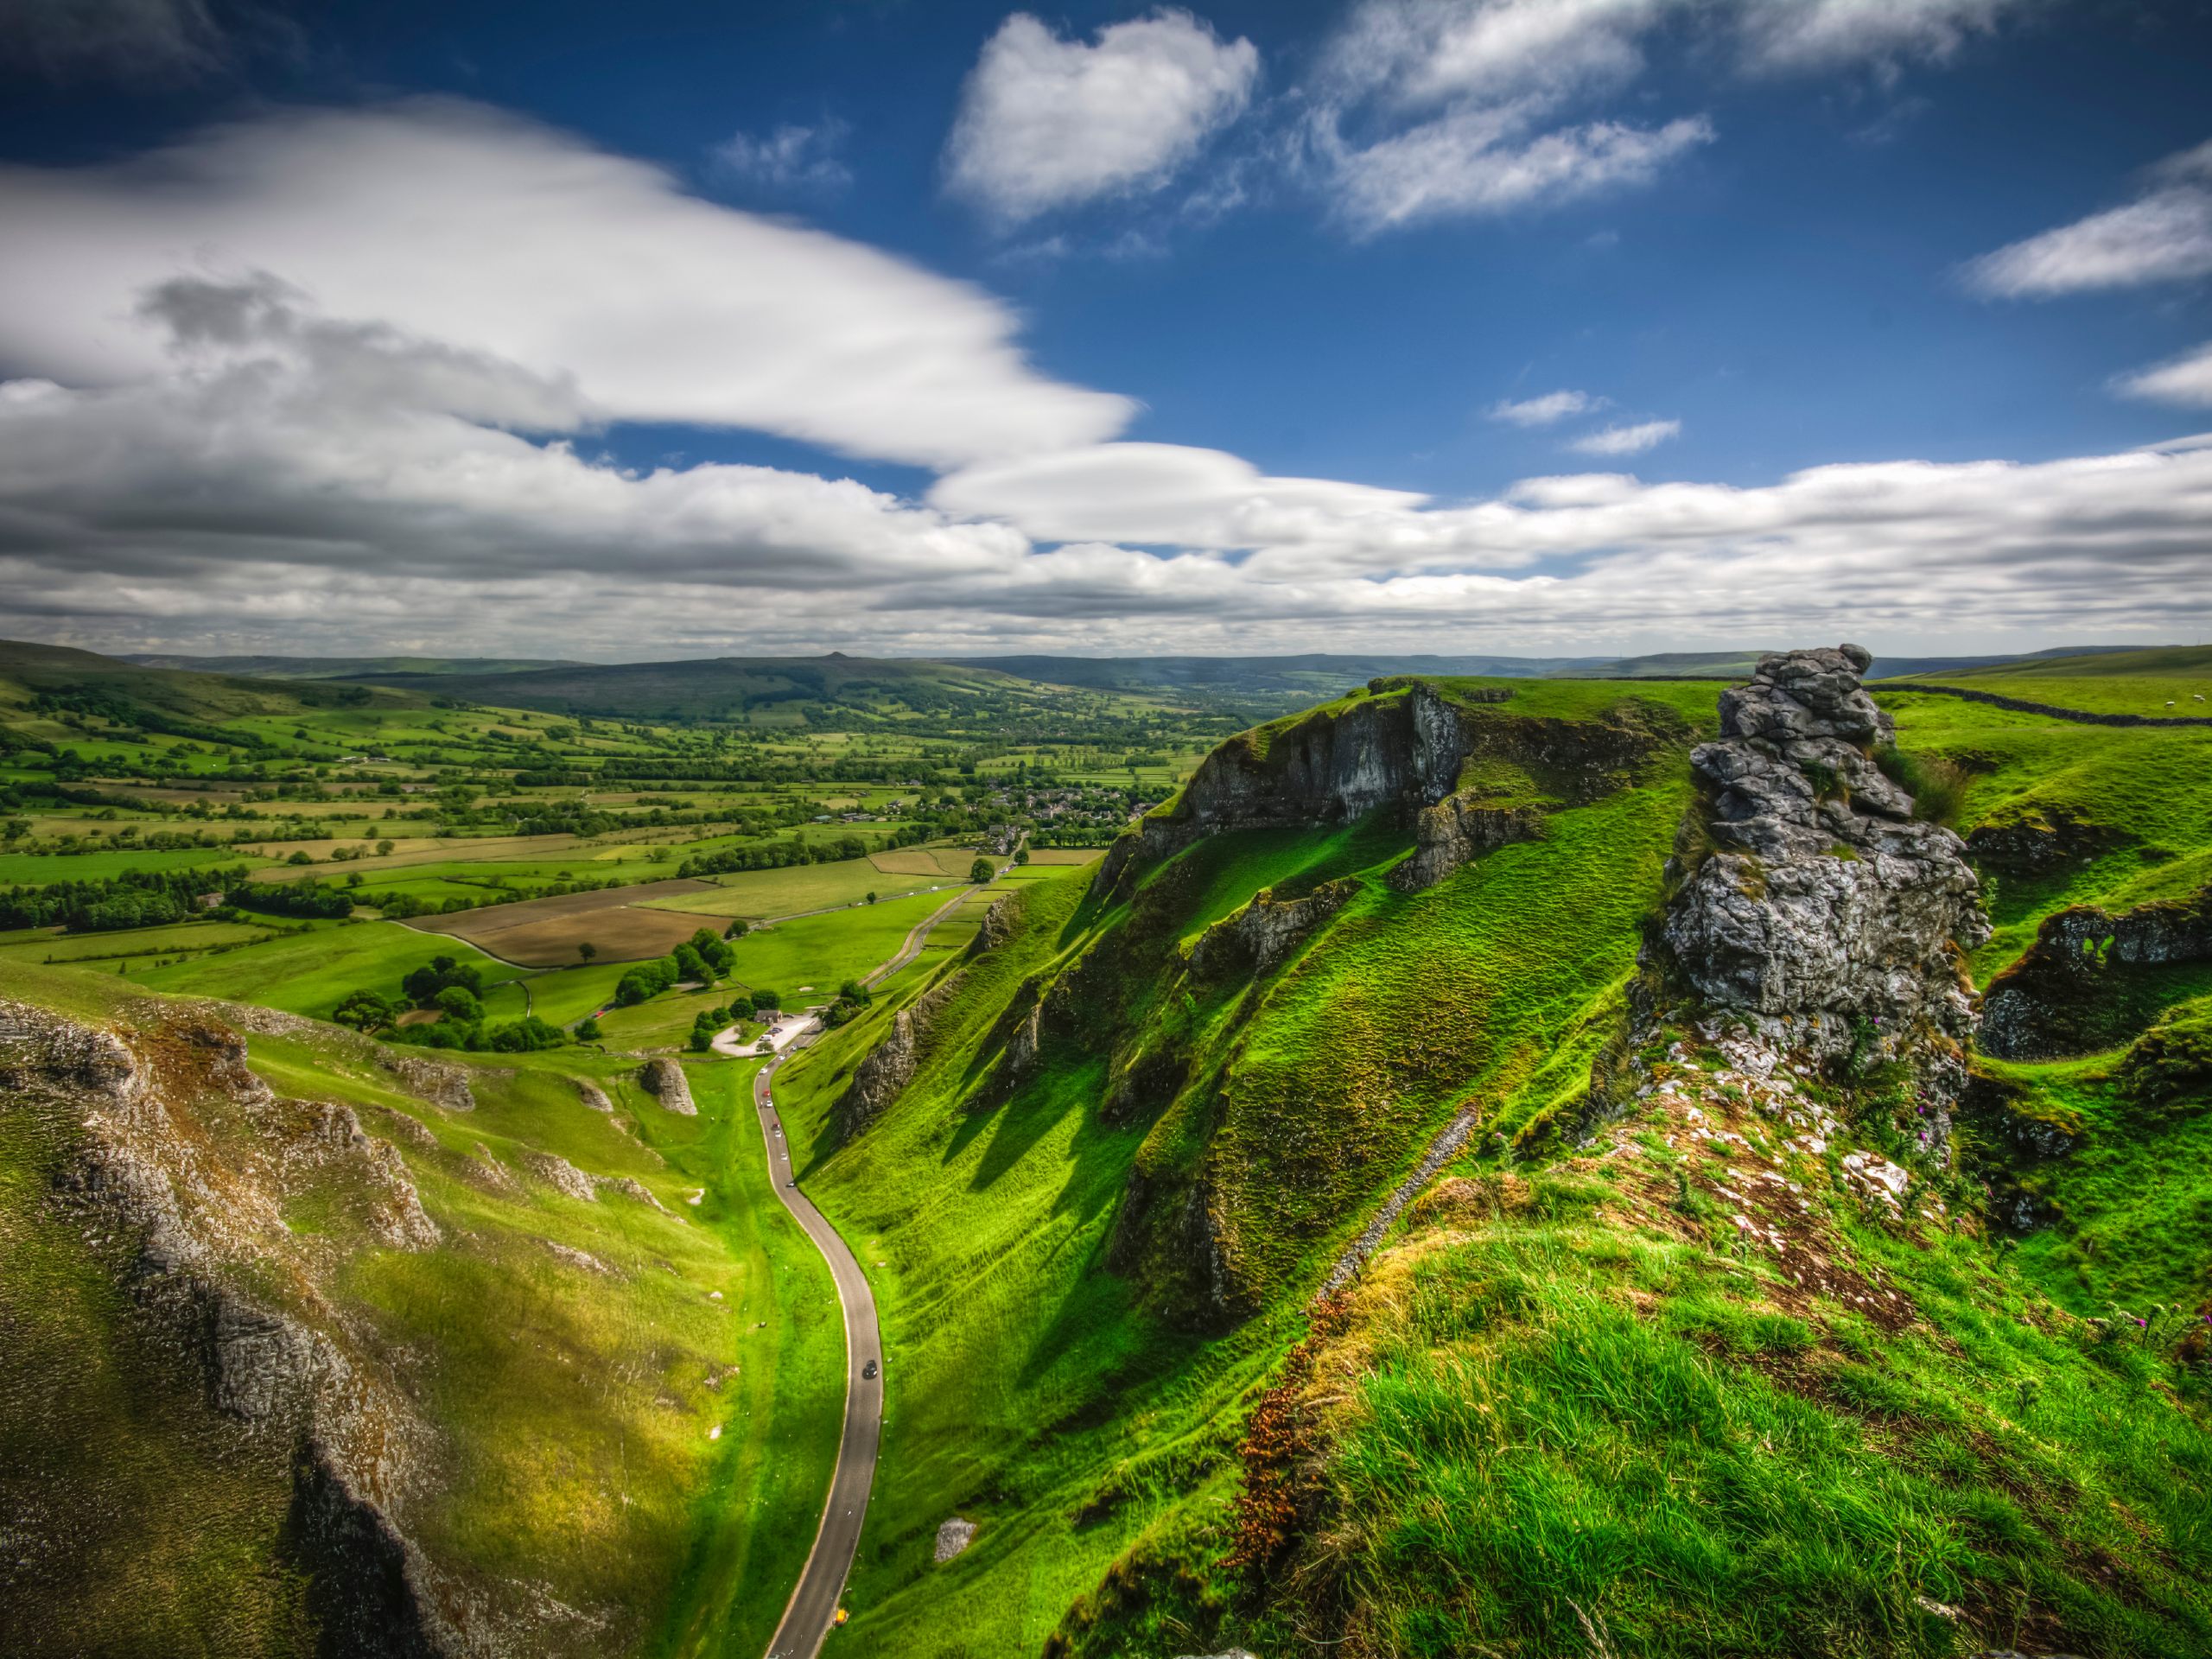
[
  {"left": 763, "top": 680, "right": 1726, "bottom": 1654},
  {"left": 0, "top": 963, "right": 841, "bottom": 1658},
  {"left": 766, "top": 669, "right": 2212, "bottom": 1659}
]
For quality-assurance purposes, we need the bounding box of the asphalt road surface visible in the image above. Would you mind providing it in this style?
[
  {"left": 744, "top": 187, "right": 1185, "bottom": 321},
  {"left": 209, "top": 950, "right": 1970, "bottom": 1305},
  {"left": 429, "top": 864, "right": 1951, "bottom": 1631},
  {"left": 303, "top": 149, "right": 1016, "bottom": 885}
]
[
  {"left": 754, "top": 870, "right": 996, "bottom": 1657},
  {"left": 755, "top": 1051, "right": 881, "bottom": 1659}
]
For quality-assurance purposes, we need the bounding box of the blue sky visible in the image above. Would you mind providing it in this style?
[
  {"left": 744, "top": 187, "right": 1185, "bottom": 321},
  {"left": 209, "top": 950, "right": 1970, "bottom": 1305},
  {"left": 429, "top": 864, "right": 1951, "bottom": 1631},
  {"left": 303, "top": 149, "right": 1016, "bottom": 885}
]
[{"left": 0, "top": 0, "right": 2209, "bottom": 658}]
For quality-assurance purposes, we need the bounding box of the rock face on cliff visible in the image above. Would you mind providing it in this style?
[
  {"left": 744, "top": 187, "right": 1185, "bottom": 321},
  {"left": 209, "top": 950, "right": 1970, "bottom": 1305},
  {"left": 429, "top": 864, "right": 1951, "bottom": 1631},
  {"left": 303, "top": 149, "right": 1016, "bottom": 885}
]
[
  {"left": 1094, "top": 683, "right": 1468, "bottom": 897},
  {"left": 0, "top": 997, "right": 458, "bottom": 1657},
  {"left": 1389, "top": 798, "right": 1543, "bottom": 892},
  {"left": 1188, "top": 880, "right": 1357, "bottom": 978},
  {"left": 1980, "top": 887, "right": 2212, "bottom": 1059},
  {"left": 831, "top": 977, "right": 962, "bottom": 1141},
  {"left": 1662, "top": 646, "right": 1988, "bottom": 1114}
]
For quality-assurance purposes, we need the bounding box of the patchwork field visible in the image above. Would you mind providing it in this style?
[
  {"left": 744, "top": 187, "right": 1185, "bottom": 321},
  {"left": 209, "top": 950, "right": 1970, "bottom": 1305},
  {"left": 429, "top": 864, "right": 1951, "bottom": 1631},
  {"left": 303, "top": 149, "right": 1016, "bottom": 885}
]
[
  {"left": 867, "top": 846, "right": 991, "bottom": 878},
  {"left": 410, "top": 878, "right": 718, "bottom": 965}
]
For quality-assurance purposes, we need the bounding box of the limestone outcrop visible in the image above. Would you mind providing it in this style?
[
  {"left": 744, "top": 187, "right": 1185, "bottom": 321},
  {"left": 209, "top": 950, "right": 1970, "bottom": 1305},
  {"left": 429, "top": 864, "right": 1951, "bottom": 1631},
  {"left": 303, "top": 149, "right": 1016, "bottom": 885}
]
[
  {"left": 830, "top": 978, "right": 961, "bottom": 1141},
  {"left": 1188, "top": 880, "right": 1357, "bottom": 978},
  {"left": 1389, "top": 798, "right": 1542, "bottom": 892},
  {"left": 637, "top": 1058, "right": 696, "bottom": 1116},
  {"left": 1980, "top": 887, "right": 2212, "bottom": 1059},
  {"left": 1094, "top": 683, "right": 1467, "bottom": 896},
  {"left": 964, "top": 891, "right": 1021, "bottom": 957},
  {"left": 1662, "top": 645, "right": 1988, "bottom": 1112}
]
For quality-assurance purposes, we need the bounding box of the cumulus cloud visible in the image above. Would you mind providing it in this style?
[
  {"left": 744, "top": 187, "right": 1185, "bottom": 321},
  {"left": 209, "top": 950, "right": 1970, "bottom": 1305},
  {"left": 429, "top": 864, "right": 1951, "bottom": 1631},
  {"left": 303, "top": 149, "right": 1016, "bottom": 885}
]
[
  {"left": 1302, "top": 0, "right": 2034, "bottom": 234},
  {"left": 944, "top": 9, "right": 1259, "bottom": 223},
  {"left": 711, "top": 120, "right": 852, "bottom": 193},
  {"left": 1568, "top": 418, "right": 1681, "bottom": 454},
  {"left": 2114, "top": 341, "right": 2212, "bottom": 408},
  {"left": 1967, "top": 138, "right": 2212, "bottom": 296},
  {"left": 0, "top": 99, "right": 1130, "bottom": 469},
  {"left": 1491, "top": 389, "right": 1603, "bottom": 426}
]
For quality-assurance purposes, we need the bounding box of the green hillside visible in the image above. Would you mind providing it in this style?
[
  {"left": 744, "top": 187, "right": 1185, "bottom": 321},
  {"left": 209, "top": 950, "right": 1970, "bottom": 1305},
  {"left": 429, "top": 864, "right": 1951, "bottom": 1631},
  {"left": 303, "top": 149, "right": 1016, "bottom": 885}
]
[{"left": 6, "top": 650, "right": 2212, "bottom": 1658}]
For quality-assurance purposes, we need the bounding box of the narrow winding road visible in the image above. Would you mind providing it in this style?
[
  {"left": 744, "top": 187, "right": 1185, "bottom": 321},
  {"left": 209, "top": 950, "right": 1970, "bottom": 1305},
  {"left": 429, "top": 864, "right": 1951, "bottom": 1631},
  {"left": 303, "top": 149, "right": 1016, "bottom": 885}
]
[
  {"left": 753, "top": 871, "right": 997, "bottom": 1657},
  {"left": 754, "top": 1052, "right": 880, "bottom": 1659}
]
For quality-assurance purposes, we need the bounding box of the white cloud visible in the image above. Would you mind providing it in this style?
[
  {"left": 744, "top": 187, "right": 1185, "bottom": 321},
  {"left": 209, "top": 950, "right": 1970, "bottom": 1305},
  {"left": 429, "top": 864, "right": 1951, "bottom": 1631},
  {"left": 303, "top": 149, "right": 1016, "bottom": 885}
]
[
  {"left": 711, "top": 120, "right": 852, "bottom": 193},
  {"left": 1302, "top": 0, "right": 2037, "bottom": 235},
  {"left": 1490, "top": 389, "right": 1603, "bottom": 426},
  {"left": 944, "top": 9, "right": 1259, "bottom": 223},
  {"left": 1967, "top": 138, "right": 2212, "bottom": 297},
  {"left": 1738, "top": 0, "right": 2024, "bottom": 74},
  {"left": 2114, "top": 341, "right": 2212, "bottom": 409},
  {"left": 1568, "top": 418, "right": 1681, "bottom": 454},
  {"left": 0, "top": 99, "right": 1131, "bottom": 469},
  {"left": 930, "top": 442, "right": 1427, "bottom": 548},
  {"left": 1324, "top": 105, "right": 1713, "bottom": 232}
]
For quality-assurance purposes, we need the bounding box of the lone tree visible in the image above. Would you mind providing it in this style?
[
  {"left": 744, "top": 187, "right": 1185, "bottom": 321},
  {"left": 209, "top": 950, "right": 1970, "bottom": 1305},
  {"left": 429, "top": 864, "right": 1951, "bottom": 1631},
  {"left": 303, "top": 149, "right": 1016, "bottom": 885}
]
[
  {"left": 1014, "top": 847, "right": 1031, "bottom": 866},
  {"left": 969, "top": 856, "right": 994, "bottom": 884},
  {"left": 577, "top": 941, "right": 597, "bottom": 962}
]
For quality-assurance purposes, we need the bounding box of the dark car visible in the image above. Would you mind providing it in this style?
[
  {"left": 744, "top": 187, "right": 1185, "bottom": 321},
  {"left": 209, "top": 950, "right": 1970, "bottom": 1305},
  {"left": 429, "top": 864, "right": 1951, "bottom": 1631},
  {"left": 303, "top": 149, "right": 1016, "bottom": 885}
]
[{"left": 861, "top": 1359, "right": 879, "bottom": 1380}]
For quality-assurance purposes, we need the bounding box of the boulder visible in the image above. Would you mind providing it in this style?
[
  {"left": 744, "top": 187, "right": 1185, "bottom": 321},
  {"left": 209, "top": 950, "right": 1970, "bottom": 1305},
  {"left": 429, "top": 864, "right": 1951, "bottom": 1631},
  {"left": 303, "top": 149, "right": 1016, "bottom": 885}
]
[
  {"left": 832, "top": 1006, "right": 921, "bottom": 1141},
  {"left": 637, "top": 1058, "right": 696, "bottom": 1116}
]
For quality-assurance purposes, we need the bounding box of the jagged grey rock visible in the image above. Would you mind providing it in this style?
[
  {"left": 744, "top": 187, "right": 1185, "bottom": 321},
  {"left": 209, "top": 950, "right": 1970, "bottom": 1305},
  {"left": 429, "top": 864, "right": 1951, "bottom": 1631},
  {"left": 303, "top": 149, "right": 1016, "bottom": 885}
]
[
  {"left": 832, "top": 979, "right": 958, "bottom": 1140},
  {"left": 637, "top": 1058, "right": 696, "bottom": 1116},
  {"left": 933, "top": 1516, "right": 978, "bottom": 1562},
  {"left": 523, "top": 1151, "right": 598, "bottom": 1202},
  {"left": 1980, "top": 888, "right": 2212, "bottom": 1059},
  {"left": 963, "top": 892, "right": 1020, "bottom": 957},
  {"left": 1662, "top": 645, "right": 1988, "bottom": 1125},
  {"left": 833, "top": 1006, "right": 922, "bottom": 1141},
  {"left": 1390, "top": 797, "right": 1542, "bottom": 891},
  {"left": 381, "top": 1054, "right": 475, "bottom": 1114},
  {"left": 575, "top": 1078, "right": 614, "bottom": 1113},
  {"left": 1188, "top": 880, "right": 1357, "bottom": 977}
]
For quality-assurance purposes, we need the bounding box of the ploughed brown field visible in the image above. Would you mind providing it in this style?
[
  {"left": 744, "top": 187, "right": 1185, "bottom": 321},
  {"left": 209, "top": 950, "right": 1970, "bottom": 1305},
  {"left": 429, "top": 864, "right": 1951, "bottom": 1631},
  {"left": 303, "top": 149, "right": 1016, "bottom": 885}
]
[{"left": 410, "top": 876, "right": 715, "bottom": 965}]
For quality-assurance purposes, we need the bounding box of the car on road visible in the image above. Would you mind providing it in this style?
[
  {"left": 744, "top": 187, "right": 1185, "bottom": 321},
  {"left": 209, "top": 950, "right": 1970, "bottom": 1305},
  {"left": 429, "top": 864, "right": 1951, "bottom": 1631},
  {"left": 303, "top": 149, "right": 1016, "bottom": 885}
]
[{"left": 861, "top": 1359, "right": 878, "bottom": 1380}]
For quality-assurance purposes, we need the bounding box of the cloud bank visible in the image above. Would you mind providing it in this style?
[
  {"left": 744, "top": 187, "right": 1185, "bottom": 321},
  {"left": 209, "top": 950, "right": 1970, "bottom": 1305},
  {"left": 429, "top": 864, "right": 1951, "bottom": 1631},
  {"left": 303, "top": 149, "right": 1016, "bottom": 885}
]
[{"left": 0, "top": 96, "right": 2207, "bottom": 661}]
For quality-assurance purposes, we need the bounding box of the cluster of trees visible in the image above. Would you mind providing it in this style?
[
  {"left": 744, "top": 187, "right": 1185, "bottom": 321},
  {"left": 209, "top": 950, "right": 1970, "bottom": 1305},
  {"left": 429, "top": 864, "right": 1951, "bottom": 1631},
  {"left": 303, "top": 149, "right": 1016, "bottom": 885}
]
[
  {"left": 687, "top": 986, "right": 787, "bottom": 1051},
  {"left": 331, "top": 954, "right": 567, "bottom": 1052},
  {"left": 677, "top": 832, "right": 896, "bottom": 880},
  {"left": 815, "top": 978, "right": 874, "bottom": 1033},
  {"left": 227, "top": 878, "right": 354, "bottom": 920},
  {"left": 0, "top": 865, "right": 247, "bottom": 932},
  {"left": 615, "top": 927, "right": 739, "bottom": 1007}
]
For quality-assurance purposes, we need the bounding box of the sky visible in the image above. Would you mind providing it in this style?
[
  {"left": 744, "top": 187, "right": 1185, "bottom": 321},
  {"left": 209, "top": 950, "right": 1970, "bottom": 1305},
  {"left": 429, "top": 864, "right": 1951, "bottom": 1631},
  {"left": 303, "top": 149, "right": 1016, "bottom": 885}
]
[{"left": 1, "top": 0, "right": 2209, "bottom": 662}]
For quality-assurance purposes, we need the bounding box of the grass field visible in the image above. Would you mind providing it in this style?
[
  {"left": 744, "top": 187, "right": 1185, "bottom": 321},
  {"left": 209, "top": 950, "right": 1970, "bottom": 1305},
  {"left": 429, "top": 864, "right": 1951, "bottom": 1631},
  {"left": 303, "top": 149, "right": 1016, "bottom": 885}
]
[
  {"left": 1901, "top": 645, "right": 2212, "bottom": 717},
  {"left": 0, "top": 918, "right": 282, "bottom": 966},
  {"left": 719, "top": 887, "right": 963, "bottom": 1000},
  {"left": 0, "top": 844, "right": 269, "bottom": 885},
  {"left": 1875, "top": 689, "right": 2212, "bottom": 983},
  {"left": 128, "top": 918, "right": 525, "bottom": 1020},
  {"left": 644, "top": 856, "right": 946, "bottom": 920}
]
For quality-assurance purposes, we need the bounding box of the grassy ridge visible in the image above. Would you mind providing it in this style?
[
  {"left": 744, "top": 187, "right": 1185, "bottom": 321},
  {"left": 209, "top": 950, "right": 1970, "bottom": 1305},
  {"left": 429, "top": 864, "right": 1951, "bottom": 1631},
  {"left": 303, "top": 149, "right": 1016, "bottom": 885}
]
[{"left": 0, "top": 963, "right": 845, "bottom": 1657}]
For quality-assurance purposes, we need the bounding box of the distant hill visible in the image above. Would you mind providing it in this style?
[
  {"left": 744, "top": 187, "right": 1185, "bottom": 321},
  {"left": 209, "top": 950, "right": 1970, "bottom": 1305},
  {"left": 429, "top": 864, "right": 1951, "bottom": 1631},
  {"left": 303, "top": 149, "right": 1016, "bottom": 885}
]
[
  {"left": 0, "top": 639, "right": 420, "bottom": 722},
  {"left": 1563, "top": 645, "right": 2161, "bottom": 682},
  {"left": 1905, "top": 645, "right": 2212, "bottom": 682},
  {"left": 951, "top": 652, "right": 1607, "bottom": 695},
  {"left": 122, "top": 653, "right": 589, "bottom": 680},
  {"left": 367, "top": 652, "right": 1068, "bottom": 721}
]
